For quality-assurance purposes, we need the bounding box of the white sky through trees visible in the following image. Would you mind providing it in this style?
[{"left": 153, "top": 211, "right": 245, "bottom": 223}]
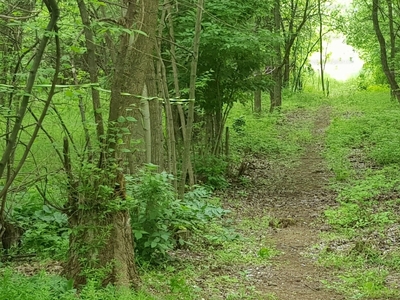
[
  {"left": 309, "top": 36, "right": 364, "bottom": 81},
  {"left": 309, "top": 0, "right": 363, "bottom": 81}
]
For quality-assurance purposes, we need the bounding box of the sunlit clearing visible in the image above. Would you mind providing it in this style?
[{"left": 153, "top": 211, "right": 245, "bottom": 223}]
[{"left": 310, "top": 37, "right": 364, "bottom": 81}]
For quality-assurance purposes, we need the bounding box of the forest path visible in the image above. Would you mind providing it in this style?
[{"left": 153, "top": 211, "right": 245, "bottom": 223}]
[
  {"left": 228, "top": 105, "right": 344, "bottom": 299},
  {"left": 263, "top": 105, "right": 343, "bottom": 299}
]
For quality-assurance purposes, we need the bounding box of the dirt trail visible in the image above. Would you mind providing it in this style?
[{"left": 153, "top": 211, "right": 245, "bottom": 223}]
[{"left": 234, "top": 106, "right": 344, "bottom": 299}]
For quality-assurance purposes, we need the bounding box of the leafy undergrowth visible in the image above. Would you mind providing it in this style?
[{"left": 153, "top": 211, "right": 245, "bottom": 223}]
[
  {"left": 317, "top": 89, "right": 400, "bottom": 299},
  {"left": 9, "top": 88, "right": 400, "bottom": 299},
  {"left": 0, "top": 213, "right": 278, "bottom": 300},
  {"left": 0, "top": 91, "right": 321, "bottom": 299}
]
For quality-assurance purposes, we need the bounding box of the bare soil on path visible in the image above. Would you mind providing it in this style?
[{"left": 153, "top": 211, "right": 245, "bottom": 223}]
[{"left": 227, "top": 106, "right": 345, "bottom": 300}]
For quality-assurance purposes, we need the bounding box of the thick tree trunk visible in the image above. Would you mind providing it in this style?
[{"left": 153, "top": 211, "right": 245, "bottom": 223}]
[
  {"left": 113, "top": 0, "right": 158, "bottom": 173},
  {"left": 66, "top": 208, "right": 138, "bottom": 287},
  {"left": 65, "top": 0, "right": 159, "bottom": 288}
]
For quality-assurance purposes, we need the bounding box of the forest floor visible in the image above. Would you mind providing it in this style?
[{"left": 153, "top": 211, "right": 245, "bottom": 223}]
[{"left": 223, "top": 105, "right": 345, "bottom": 299}]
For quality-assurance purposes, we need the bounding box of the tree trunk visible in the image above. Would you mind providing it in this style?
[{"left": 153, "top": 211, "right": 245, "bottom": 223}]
[
  {"left": 147, "top": 62, "right": 164, "bottom": 169},
  {"left": 270, "top": 0, "right": 282, "bottom": 113},
  {"left": 283, "top": 55, "right": 290, "bottom": 88},
  {"left": 178, "top": 0, "right": 204, "bottom": 198},
  {"left": 271, "top": 67, "right": 282, "bottom": 112},
  {"left": 76, "top": 0, "right": 105, "bottom": 144},
  {"left": 167, "top": 2, "right": 194, "bottom": 185},
  {"left": 65, "top": 0, "right": 159, "bottom": 288},
  {"left": 318, "top": 0, "right": 325, "bottom": 95},
  {"left": 66, "top": 207, "right": 138, "bottom": 287},
  {"left": 141, "top": 83, "right": 152, "bottom": 163},
  {"left": 372, "top": 0, "right": 400, "bottom": 101},
  {"left": 386, "top": 0, "right": 396, "bottom": 99},
  {"left": 254, "top": 88, "right": 262, "bottom": 114},
  {"left": 156, "top": 2, "right": 177, "bottom": 182}
]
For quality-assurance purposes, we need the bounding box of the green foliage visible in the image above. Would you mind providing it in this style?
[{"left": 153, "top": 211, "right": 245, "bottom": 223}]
[
  {"left": 172, "top": 0, "right": 275, "bottom": 126},
  {"left": 128, "top": 166, "right": 230, "bottom": 263},
  {"left": 0, "top": 268, "right": 153, "bottom": 300},
  {"left": 324, "top": 91, "right": 400, "bottom": 180},
  {"left": 325, "top": 201, "right": 395, "bottom": 230},
  {"left": 21, "top": 205, "right": 69, "bottom": 258},
  {"left": 128, "top": 167, "right": 177, "bottom": 262},
  {"left": 9, "top": 191, "right": 68, "bottom": 259},
  {"left": 324, "top": 166, "right": 398, "bottom": 236},
  {"left": 194, "top": 156, "right": 229, "bottom": 189},
  {"left": 232, "top": 116, "right": 246, "bottom": 134}
]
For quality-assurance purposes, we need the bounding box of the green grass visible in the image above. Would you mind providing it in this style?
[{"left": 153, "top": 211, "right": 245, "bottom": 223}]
[
  {"left": 322, "top": 268, "right": 399, "bottom": 300},
  {"left": 227, "top": 90, "right": 319, "bottom": 163},
  {"left": 319, "top": 88, "right": 400, "bottom": 299}
]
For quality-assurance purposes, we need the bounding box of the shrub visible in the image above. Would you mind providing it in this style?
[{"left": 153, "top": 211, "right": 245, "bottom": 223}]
[
  {"left": 194, "top": 155, "right": 229, "bottom": 189},
  {"left": 128, "top": 166, "right": 231, "bottom": 264},
  {"left": 9, "top": 191, "right": 69, "bottom": 259}
]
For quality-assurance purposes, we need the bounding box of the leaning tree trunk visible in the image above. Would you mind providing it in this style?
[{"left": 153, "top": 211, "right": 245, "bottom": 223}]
[
  {"left": 372, "top": 0, "right": 400, "bottom": 101},
  {"left": 318, "top": 0, "right": 325, "bottom": 95},
  {"left": 0, "top": 0, "right": 59, "bottom": 228}
]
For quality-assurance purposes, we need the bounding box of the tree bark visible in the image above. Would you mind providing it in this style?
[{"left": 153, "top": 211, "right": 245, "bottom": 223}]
[
  {"left": 65, "top": 0, "right": 159, "bottom": 288},
  {"left": 318, "top": 0, "right": 325, "bottom": 95},
  {"left": 76, "top": 0, "right": 105, "bottom": 144},
  {"left": 146, "top": 61, "right": 164, "bottom": 169},
  {"left": 254, "top": 88, "right": 262, "bottom": 114},
  {"left": 270, "top": 0, "right": 282, "bottom": 113},
  {"left": 157, "top": 1, "right": 177, "bottom": 182},
  {"left": 178, "top": 0, "right": 204, "bottom": 198},
  {"left": 372, "top": 0, "right": 400, "bottom": 101},
  {"left": 166, "top": 2, "right": 194, "bottom": 185}
]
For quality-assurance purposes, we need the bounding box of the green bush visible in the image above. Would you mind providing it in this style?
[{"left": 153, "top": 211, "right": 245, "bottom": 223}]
[
  {"left": 8, "top": 191, "right": 69, "bottom": 259},
  {"left": 128, "top": 166, "right": 231, "bottom": 264},
  {"left": 194, "top": 155, "right": 229, "bottom": 189}
]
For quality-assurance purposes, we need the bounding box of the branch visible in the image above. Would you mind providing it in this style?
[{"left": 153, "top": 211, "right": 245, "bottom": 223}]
[
  {"left": 0, "top": 0, "right": 60, "bottom": 203},
  {"left": 0, "top": 12, "right": 39, "bottom": 20},
  {"left": 0, "top": 0, "right": 59, "bottom": 180}
]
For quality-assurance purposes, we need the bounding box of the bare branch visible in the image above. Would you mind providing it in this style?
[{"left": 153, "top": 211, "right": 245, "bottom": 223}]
[{"left": 0, "top": 12, "right": 39, "bottom": 21}]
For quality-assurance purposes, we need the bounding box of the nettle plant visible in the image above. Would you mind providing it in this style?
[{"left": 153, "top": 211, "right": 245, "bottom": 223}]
[
  {"left": 127, "top": 165, "right": 231, "bottom": 264},
  {"left": 10, "top": 191, "right": 69, "bottom": 259}
]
